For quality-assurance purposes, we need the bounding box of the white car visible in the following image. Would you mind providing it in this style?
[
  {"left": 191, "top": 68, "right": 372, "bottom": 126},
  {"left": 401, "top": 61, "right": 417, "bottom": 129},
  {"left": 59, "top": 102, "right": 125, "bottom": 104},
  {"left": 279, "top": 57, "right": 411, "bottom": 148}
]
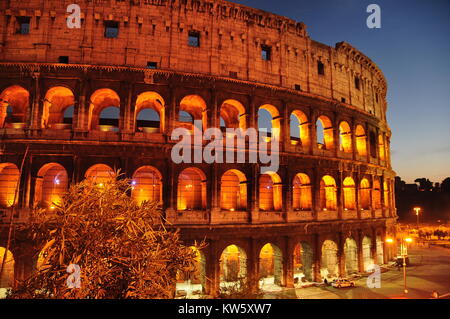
[{"left": 331, "top": 278, "right": 355, "bottom": 288}]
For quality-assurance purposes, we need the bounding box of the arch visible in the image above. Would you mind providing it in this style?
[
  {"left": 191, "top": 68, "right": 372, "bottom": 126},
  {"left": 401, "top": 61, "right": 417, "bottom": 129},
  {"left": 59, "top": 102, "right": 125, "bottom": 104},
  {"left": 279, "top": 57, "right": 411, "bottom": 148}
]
[
  {"left": 362, "top": 236, "right": 374, "bottom": 271},
  {"left": 131, "top": 166, "right": 163, "bottom": 205},
  {"left": 339, "top": 121, "right": 352, "bottom": 153},
  {"left": 35, "top": 163, "right": 69, "bottom": 209},
  {"left": 293, "top": 242, "right": 313, "bottom": 285},
  {"left": 0, "top": 85, "right": 29, "bottom": 128},
  {"left": 178, "top": 95, "right": 207, "bottom": 131},
  {"left": 376, "top": 235, "right": 384, "bottom": 265},
  {"left": 220, "top": 99, "right": 246, "bottom": 130},
  {"left": 360, "top": 178, "right": 371, "bottom": 210},
  {"left": 220, "top": 169, "right": 247, "bottom": 211},
  {"left": 258, "top": 104, "right": 280, "bottom": 141},
  {"left": 220, "top": 245, "right": 247, "bottom": 288},
  {"left": 0, "top": 163, "right": 20, "bottom": 207},
  {"left": 320, "top": 240, "right": 338, "bottom": 279},
  {"left": 177, "top": 167, "right": 206, "bottom": 210},
  {"left": 292, "top": 173, "right": 312, "bottom": 210},
  {"left": 176, "top": 246, "right": 206, "bottom": 297},
  {"left": 383, "top": 180, "right": 390, "bottom": 208},
  {"left": 84, "top": 164, "right": 115, "bottom": 185},
  {"left": 259, "top": 172, "right": 282, "bottom": 211},
  {"left": 373, "top": 179, "right": 382, "bottom": 209},
  {"left": 290, "top": 110, "right": 310, "bottom": 147},
  {"left": 343, "top": 177, "right": 356, "bottom": 210},
  {"left": 42, "top": 86, "right": 75, "bottom": 129},
  {"left": 88, "top": 88, "right": 120, "bottom": 131},
  {"left": 355, "top": 125, "right": 367, "bottom": 156},
  {"left": 369, "top": 131, "right": 377, "bottom": 158},
  {"left": 344, "top": 238, "right": 358, "bottom": 275},
  {"left": 320, "top": 175, "right": 337, "bottom": 211},
  {"left": 135, "top": 91, "right": 165, "bottom": 133},
  {"left": 316, "top": 115, "right": 334, "bottom": 150},
  {"left": 259, "top": 243, "right": 283, "bottom": 289},
  {"left": 0, "top": 247, "right": 14, "bottom": 290},
  {"left": 378, "top": 134, "right": 386, "bottom": 161}
]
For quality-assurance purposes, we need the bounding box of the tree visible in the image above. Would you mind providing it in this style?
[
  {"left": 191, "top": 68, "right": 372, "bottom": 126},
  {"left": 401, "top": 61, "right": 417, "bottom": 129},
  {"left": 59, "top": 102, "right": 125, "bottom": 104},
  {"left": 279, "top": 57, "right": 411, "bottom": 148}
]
[
  {"left": 7, "top": 174, "right": 203, "bottom": 299},
  {"left": 441, "top": 177, "right": 450, "bottom": 193},
  {"left": 414, "top": 178, "right": 433, "bottom": 191}
]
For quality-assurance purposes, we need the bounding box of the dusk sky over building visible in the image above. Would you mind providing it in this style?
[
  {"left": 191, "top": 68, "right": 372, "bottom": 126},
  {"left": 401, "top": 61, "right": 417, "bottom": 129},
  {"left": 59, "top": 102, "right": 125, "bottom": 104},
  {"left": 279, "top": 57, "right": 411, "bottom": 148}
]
[{"left": 233, "top": 0, "right": 450, "bottom": 184}]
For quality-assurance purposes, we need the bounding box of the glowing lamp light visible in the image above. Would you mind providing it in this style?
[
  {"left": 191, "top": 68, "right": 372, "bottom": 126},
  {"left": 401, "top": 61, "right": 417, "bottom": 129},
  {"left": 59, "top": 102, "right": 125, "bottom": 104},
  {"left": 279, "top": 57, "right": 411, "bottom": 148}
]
[
  {"left": 50, "top": 206, "right": 55, "bottom": 210},
  {"left": 405, "top": 237, "right": 413, "bottom": 243},
  {"left": 131, "top": 180, "right": 137, "bottom": 186},
  {"left": 323, "top": 208, "right": 327, "bottom": 211},
  {"left": 54, "top": 178, "right": 60, "bottom": 185},
  {"left": 230, "top": 208, "right": 235, "bottom": 212},
  {"left": 385, "top": 238, "right": 394, "bottom": 244},
  {"left": 98, "top": 183, "right": 104, "bottom": 188},
  {"left": 344, "top": 208, "right": 348, "bottom": 211}
]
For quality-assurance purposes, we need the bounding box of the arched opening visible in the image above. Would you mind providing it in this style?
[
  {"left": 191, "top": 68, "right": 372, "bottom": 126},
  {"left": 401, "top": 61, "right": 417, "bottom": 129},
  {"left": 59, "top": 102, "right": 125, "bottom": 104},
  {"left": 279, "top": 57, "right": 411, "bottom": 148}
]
[
  {"left": 293, "top": 242, "right": 313, "bottom": 285},
  {"left": 376, "top": 235, "right": 384, "bottom": 265},
  {"left": 343, "top": 177, "right": 356, "bottom": 210},
  {"left": 220, "top": 245, "right": 247, "bottom": 289},
  {"left": 373, "top": 179, "right": 382, "bottom": 210},
  {"left": 344, "top": 238, "right": 358, "bottom": 275},
  {"left": 0, "top": 85, "right": 29, "bottom": 129},
  {"left": 316, "top": 116, "right": 334, "bottom": 150},
  {"left": 42, "top": 86, "right": 75, "bottom": 129},
  {"left": 35, "top": 163, "right": 68, "bottom": 209},
  {"left": 131, "top": 166, "right": 162, "bottom": 205},
  {"left": 258, "top": 104, "right": 280, "bottom": 142},
  {"left": 220, "top": 169, "right": 247, "bottom": 211},
  {"left": 320, "top": 175, "right": 337, "bottom": 211},
  {"left": 378, "top": 134, "right": 385, "bottom": 161},
  {"left": 88, "top": 88, "right": 121, "bottom": 131},
  {"left": 259, "top": 243, "right": 283, "bottom": 290},
  {"left": 0, "top": 247, "right": 14, "bottom": 292},
  {"left": 383, "top": 180, "right": 390, "bottom": 208},
  {"left": 362, "top": 236, "right": 374, "bottom": 271},
  {"left": 177, "top": 167, "right": 206, "bottom": 210},
  {"left": 135, "top": 91, "right": 165, "bottom": 133},
  {"left": 178, "top": 95, "right": 207, "bottom": 132},
  {"left": 84, "top": 164, "right": 115, "bottom": 185},
  {"left": 259, "top": 172, "right": 282, "bottom": 211},
  {"left": 290, "top": 110, "right": 309, "bottom": 147},
  {"left": 339, "top": 121, "right": 352, "bottom": 153},
  {"left": 220, "top": 99, "right": 246, "bottom": 130},
  {"left": 355, "top": 125, "right": 367, "bottom": 157},
  {"left": 0, "top": 163, "right": 20, "bottom": 208},
  {"left": 292, "top": 173, "right": 312, "bottom": 210},
  {"left": 360, "top": 178, "right": 371, "bottom": 210},
  {"left": 369, "top": 131, "right": 377, "bottom": 158},
  {"left": 320, "top": 240, "right": 338, "bottom": 279},
  {"left": 176, "top": 246, "right": 206, "bottom": 298}
]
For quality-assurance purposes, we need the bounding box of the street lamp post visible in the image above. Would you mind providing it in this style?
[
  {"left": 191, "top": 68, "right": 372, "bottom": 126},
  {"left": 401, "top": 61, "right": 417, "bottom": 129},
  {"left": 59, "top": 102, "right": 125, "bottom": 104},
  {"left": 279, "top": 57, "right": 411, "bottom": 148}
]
[
  {"left": 413, "top": 207, "right": 421, "bottom": 230},
  {"left": 387, "top": 236, "right": 412, "bottom": 294}
]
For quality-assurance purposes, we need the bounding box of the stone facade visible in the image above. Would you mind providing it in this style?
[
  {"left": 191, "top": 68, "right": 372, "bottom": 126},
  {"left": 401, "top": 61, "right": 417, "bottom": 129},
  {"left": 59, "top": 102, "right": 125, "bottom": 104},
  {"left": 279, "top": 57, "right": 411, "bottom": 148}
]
[{"left": 0, "top": 0, "right": 396, "bottom": 297}]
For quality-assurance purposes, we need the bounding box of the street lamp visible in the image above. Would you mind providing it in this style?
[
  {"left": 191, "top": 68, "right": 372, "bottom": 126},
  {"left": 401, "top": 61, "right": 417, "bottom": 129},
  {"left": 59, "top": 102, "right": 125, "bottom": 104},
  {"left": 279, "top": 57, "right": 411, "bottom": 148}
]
[
  {"left": 387, "top": 236, "right": 413, "bottom": 294},
  {"left": 413, "top": 207, "right": 421, "bottom": 229}
]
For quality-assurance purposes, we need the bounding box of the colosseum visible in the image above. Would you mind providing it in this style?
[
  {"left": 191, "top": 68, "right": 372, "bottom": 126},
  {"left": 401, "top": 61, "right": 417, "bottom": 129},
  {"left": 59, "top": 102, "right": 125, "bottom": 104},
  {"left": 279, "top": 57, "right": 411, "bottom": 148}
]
[{"left": 0, "top": 0, "right": 397, "bottom": 297}]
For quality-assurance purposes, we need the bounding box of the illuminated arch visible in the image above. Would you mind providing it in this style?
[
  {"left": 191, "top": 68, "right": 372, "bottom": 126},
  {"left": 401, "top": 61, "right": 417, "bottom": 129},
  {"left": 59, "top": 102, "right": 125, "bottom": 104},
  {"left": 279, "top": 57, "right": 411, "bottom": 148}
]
[
  {"left": 88, "top": 88, "right": 120, "bottom": 131},
  {"left": 259, "top": 243, "right": 283, "bottom": 288},
  {"left": 290, "top": 110, "right": 310, "bottom": 147},
  {"left": 220, "top": 169, "right": 247, "bottom": 211},
  {"left": 42, "top": 86, "right": 75, "bottom": 129},
  {"left": 343, "top": 177, "right": 356, "bottom": 210},
  {"left": 362, "top": 236, "right": 373, "bottom": 271},
  {"left": 0, "top": 247, "right": 14, "bottom": 289},
  {"left": 321, "top": 240, "right": 338, "bottom": 279},
  {"left": 220, "top": 99, "right": 246, "bottom": 130},
  {"left": 360, "top": 178, "right": 371, "bottom": 210},
  {"left": 84, "top": 164, "right": 115, "bottom": 185},
  {"left": 293, "top": 242, "right": 313, "bottom": 284},
  {"left": 373, "top": 179, "right": 382, "bottom": 209},
  {"left": 220, "top": 245, "right": 247, "bottom": 287},
  {"left": 259, "top": 172, "right": 282, "bottom": 211},
  {"left": 292, "top": 173, "right": 312, "bottom": 210},
  {"left": 131, "top": 166, "right": 162, "bottom": 205},
  {"left": 135, "top": 91, "right": 165, "bottom": 133},
  {"left": 339, "top": 121, "right": 352, "bottom": 153},
  {"left": 355, "top": 125, "right": 367, "bottom": 156},
  {"left": 0, "top": 85, "right": 29, "bottom": 128},
  {"left": 383, "top": 180, "right": 390, "bottom": 208},
  {"left": 378, "top": 134, "right": 386, "bottom": 161},
  {"left": 177, "top": 167, "right": 206, "bottom": 210},
  {"left": 376, "top": 235, "right": 384, "bottom": 264},
  {"left": 0, "top": 163, "right": 20, "bottom": 207},
  {"left": 178, "top": 95, "right": 207, "bottom": 131},
  {"left": 176, "top": 246, "right": 206, "bottom": 296},
  {"left": 320, "top": 175, "right": 337, "bottom": 211},
  {"left": 344, "top": 238, "right": 358, "bottom": 275},
  {"left": 258, "top": 104, "right": 281, "bottom": 141},
  {"left": 35, "top": 163, "right": 68, "bottom": 209},
  {"left": 316, "top": 115, "right": 334, "bottom": 150}
]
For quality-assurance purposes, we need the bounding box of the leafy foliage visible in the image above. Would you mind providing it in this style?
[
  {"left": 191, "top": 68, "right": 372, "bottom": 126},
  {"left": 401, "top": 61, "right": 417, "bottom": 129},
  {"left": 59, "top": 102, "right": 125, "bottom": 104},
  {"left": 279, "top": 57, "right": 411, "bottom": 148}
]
[{"left": 8, "top": 174, "right": 203, "bottom": 299}]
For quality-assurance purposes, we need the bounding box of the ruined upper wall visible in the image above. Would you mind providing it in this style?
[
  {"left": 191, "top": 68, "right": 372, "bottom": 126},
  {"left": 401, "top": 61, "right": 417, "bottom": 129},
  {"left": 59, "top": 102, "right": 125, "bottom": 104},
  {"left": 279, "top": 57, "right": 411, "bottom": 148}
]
[{"left": 0, "top": 0, "right": 388, "bottom": 121}]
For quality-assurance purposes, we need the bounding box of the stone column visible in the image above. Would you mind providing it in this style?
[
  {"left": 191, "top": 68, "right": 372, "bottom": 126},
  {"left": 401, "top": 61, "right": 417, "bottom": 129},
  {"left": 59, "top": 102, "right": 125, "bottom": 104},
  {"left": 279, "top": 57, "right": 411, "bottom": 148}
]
[
  {"left": 247, "top": 239, "right": 260, "bottom": 293},
  {"left": 357, "top": 231, "right": 364, "bottom": 272},
  {"left": 312, "top": 234, "right": 322, "bottom": 282},
  {"left": 337, "top": 232, "right": 346, "bottom": 277},
  {"left": 284, "top": 239, "right": 294, "bottom": 288}
]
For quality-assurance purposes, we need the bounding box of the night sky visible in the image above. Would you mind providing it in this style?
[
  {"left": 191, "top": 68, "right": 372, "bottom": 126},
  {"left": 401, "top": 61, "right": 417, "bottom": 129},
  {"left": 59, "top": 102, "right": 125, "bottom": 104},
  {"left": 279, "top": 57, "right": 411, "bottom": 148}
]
[{"left": 232, "top": 0, "right": 450, "bottom": 184}]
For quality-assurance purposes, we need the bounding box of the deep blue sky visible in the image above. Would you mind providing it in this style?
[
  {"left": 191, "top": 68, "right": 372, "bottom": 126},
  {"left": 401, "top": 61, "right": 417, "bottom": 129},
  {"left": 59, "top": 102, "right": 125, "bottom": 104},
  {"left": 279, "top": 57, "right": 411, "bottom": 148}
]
[{"left": 232, "top": 0, "right": 450, "bottom": 184}]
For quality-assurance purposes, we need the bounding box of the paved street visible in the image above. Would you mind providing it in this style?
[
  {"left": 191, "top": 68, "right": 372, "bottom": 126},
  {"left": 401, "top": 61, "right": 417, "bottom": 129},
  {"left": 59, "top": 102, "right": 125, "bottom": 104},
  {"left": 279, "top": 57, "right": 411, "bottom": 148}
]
[{"left": 266, "top": 245, "right": 450, "bottom": 299}]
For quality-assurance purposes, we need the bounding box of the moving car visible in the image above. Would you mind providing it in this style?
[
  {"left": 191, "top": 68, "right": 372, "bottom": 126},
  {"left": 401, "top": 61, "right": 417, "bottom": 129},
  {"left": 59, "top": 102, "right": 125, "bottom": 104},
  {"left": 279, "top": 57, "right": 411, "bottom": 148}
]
[{"left": 331, "top": 278, "right": 355, "bottom": 288}]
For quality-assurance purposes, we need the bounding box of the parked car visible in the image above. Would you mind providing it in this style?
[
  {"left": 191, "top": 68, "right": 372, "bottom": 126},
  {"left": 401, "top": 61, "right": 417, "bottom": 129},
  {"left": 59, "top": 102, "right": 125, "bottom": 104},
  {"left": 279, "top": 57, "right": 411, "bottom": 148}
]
[
  {"left": 331, "top": 278, "right": 355, "bottom": 288},
  {"left": 395, "top": 256, "right": 410, "bottom": 267}
]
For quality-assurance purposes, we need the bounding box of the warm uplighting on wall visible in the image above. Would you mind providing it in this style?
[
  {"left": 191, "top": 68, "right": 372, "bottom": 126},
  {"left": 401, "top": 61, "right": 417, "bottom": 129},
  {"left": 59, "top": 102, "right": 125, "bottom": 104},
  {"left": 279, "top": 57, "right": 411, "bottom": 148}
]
[{"left": 385, "top": 238, "right": 394, "bottom": 243}]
